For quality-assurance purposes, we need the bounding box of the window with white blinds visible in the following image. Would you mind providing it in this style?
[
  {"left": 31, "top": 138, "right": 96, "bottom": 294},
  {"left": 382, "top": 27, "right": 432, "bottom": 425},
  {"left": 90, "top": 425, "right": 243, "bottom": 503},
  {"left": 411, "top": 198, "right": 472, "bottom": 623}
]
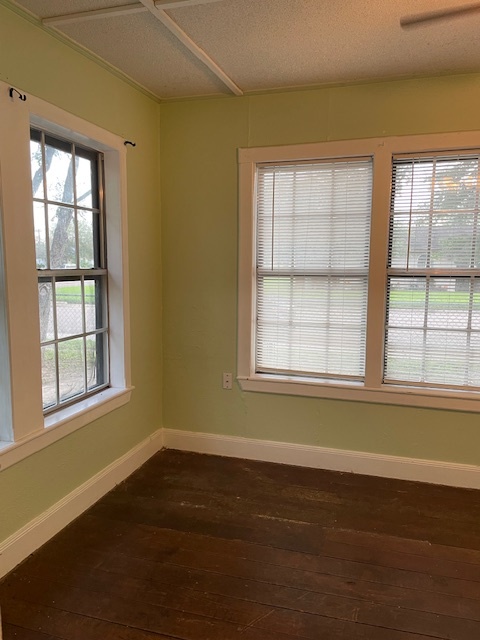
[
  {"left": 239, "top": 133, "right": 480, "bottom": 411},
  {"left": 255, "top": 159, "right": 373, "bottom": 381},
  {"left": 385, "top": 153, "right": 480, "bottom": 390}
]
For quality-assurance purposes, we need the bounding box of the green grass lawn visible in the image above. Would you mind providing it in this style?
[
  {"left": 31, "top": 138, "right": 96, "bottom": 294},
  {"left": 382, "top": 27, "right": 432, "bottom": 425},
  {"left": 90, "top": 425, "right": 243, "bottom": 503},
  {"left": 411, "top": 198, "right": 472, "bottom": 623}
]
[{"left": 56, "top": 283, "right": 96, "bottom": 303}]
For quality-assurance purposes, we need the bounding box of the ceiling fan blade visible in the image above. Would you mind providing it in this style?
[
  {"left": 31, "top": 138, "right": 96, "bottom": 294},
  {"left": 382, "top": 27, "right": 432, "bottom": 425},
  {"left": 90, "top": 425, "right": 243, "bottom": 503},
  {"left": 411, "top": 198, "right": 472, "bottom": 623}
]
[{"left": 401, "top": 2, "right": 480, "bottom": 27}]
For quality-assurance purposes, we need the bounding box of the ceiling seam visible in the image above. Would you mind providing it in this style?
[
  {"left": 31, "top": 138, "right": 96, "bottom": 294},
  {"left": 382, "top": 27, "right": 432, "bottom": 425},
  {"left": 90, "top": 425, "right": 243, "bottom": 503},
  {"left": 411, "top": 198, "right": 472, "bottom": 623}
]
[
  {"left": 42, "top": 4, "right": 148, "bottom": 27},
  {"left": 137, "top": 0, "right": 243, "bottom": 96}
]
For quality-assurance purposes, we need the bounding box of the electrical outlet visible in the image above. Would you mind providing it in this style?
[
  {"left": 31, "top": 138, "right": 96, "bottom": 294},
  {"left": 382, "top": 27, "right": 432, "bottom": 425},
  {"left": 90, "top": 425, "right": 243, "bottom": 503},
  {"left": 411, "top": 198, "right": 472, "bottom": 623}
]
[{"left": 222, "top": 372, "right": 233, "bottom": 390}]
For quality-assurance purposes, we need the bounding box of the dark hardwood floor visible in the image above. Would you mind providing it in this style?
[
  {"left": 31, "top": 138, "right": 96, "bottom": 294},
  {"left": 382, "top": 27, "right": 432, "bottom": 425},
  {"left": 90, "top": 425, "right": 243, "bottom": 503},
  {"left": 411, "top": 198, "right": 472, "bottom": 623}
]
[{"left": 1, "top": 449, "right": 480, "bottom": 639}]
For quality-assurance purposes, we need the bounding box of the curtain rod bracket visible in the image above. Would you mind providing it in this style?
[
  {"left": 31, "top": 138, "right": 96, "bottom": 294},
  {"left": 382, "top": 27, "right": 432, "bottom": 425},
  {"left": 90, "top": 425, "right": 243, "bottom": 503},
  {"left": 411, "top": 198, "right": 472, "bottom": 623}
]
[
  {"left": 9, "top": 87, "right": 27, "bottom": 101},
  {"left": 124, "top": 140, "right": 136, "bottom": 147}
]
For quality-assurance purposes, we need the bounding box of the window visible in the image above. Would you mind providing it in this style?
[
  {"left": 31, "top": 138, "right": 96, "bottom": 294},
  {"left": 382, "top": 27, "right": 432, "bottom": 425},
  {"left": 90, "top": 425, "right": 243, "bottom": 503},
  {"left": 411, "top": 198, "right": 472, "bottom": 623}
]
[
  {"left": 238, "top": 134, "right": 480, "bottom": 411},
  {"left": 31, "top": 130, "right": 109, "bottom": 413},
  {"left": 0, "top": 81, "right": 131, "bottom": 470}
]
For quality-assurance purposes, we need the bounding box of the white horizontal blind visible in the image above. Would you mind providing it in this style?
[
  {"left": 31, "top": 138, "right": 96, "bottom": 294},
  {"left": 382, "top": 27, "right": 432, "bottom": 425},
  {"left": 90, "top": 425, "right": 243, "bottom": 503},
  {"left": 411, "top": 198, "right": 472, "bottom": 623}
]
[
  {"left": 255, "top": 158, "right": 373, "bottom": 380},
  {"left": 385, "top": 153, "right": 480, "bottom": 389}
]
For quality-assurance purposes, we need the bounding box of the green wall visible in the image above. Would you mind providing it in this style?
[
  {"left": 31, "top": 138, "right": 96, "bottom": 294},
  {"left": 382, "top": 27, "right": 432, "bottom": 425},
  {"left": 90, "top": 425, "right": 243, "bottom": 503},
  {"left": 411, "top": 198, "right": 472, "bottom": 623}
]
[
  {"left": 160, "top": 75, "right": 480, "bottom": 467},
  {"left": 0, "top": 3, "right": 162, "bottom": 542}
]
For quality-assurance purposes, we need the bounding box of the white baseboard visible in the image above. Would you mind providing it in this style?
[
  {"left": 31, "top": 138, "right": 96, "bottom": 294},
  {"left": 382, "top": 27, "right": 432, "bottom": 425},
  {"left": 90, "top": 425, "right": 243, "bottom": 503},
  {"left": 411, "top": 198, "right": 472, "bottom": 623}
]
[
  {"left": 2, "top": 426, "right": 479, "bottom": 581},
  {"left": 163, "top": 428, "right": 480, "bottom": 490},
  {"left": 0, "top": 428, "right": 163, "bottom": 579}
]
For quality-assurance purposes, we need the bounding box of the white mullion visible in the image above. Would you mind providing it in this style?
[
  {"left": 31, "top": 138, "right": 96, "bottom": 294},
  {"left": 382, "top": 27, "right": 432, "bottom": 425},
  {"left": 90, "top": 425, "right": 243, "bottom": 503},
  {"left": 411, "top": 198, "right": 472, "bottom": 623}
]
[{"left": 364, "top": 146, "right": 391, "bottom": 389}]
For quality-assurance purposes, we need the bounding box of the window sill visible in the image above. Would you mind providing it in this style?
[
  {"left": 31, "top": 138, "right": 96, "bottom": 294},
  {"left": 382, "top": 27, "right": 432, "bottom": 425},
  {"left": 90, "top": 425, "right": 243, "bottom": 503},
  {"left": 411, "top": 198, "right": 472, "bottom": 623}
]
[
  {"left": 0, "top": 387, "right": 133, "bottom": 472},
  {"left": 238, "top": 375, "right": 480, "bottom": 413}
]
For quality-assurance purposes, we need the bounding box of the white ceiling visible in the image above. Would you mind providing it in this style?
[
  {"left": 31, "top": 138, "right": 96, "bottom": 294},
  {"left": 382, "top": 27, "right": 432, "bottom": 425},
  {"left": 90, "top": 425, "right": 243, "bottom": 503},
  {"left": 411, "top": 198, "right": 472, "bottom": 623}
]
[{"left": 11, "top": 0, "right": 480, "bottom": 100}]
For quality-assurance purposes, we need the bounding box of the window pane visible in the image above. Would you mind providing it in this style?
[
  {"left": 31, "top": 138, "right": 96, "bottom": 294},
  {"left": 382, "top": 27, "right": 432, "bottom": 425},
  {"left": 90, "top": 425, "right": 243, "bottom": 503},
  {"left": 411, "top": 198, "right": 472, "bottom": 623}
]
[
  {"left": 30, "top": 135, "right": 44, "bottom": 199},
  {"left": 258, "top": 161, "right": 372, "bottom": 271},
  {"left": 86, "top": 332, "right": 107, "bottom": 390},
  {"left": 38, "top": 279, "right": 54, "bottom": 343},
  {"left": 390, "top": 156, "right": 480, "bottom": 270},
  {"left": 76, "top": 154, "right": 96, "bottom": 208},
  {"left": 85, "top": 277, "right": 107, "bottom": 332},
  {"left": 385, "top": 276, "right": 480, "bottom": 387},
  {"left": 41, "top": 344, "right": 57, "bottom": 409},
  {"left": 257, "top": 275, "right": 368, "bottom": 378},
  {"left": 33, "top": 202, "right": 47, "bottom": 269},
  {"left": 45, "top": 138, "right": 74, "bottom": 205},
  {"left": 78, "top": 210, "right": 95, "bottom": 269},
  {"left": 58, "top": 338, "right": 85, "bottom": 402},
  {"left": 48, "top": 205, "right": 76, "bottom": 269},
  {"left": 55, "top": 279, "right": 84, "bottom": 338}
]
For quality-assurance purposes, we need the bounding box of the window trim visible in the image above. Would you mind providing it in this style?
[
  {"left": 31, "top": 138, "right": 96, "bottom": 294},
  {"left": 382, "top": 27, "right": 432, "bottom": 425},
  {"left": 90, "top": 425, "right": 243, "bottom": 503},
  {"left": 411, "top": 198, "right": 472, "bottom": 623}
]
[
  {"left": 238, "top": 132, "right": 480, "bottom": 413},
  {"left": 0, "top": 82, "right": 132, "bottom": 470}
]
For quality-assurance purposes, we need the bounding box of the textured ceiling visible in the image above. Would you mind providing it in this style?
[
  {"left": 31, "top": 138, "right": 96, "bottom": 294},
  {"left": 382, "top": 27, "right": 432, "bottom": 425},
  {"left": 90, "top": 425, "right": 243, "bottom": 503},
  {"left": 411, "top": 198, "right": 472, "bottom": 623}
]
[{"left": 11, "top": 0, "right": 480, "bottom": 100}]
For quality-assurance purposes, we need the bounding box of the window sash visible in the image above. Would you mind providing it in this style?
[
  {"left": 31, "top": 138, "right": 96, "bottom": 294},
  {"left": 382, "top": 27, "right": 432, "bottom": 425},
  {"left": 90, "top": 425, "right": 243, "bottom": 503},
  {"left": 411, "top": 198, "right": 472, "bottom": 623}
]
[
  {"left": 254, "top": 158, "right": 373, "bottom": 382},
  {"left": 385, "top": 153, "right": 480, "bottom": 390}
]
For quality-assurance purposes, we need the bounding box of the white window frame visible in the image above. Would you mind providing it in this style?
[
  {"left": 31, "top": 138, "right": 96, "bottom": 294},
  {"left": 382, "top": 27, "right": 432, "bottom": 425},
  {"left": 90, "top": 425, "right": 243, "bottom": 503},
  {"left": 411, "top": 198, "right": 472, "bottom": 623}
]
[
  {"left": 0, "top": 82, "right": 132, "bottom": 470},
  {"left": 238, "top": 132, "right": 480, "bottom": 413}
]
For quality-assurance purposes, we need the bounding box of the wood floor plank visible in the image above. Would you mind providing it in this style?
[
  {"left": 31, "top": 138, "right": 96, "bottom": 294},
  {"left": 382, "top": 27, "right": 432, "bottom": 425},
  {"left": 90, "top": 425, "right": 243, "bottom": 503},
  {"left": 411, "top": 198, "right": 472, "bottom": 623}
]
[
  {"left": 252, "top": 606, "right": 476, "bottom": 640},
  {"left": 1, "top": 572, "right": 272, "bottom": 628},
  {"left": 5, "top": 565, "right": 479, "bottom": 639},
  {"left": 1, "top": 578, "right": 439, "bottom": 640},
  {"left": 1, "top": 588, "right": 303, "bottom": 640},
  {"left": 47, "top": 513, "right": 480, "bottom": 585},
  {"left": 89, "top": 492, "right": 330, "bottom": 554},
  {"left": 1, "top": 598, "right": 175, "bottom": 640},
  {"left": 2, "top": 625, "right": 64, "bottom": 640},
  {"left": 15, "top": 538, "right": 480, "bottom": 622},
  {"left": 2, "top": 450, "right": 480, "bottom": 640},
  {"left": 324, "top": 527, "right": 480, "bottom": 565}
]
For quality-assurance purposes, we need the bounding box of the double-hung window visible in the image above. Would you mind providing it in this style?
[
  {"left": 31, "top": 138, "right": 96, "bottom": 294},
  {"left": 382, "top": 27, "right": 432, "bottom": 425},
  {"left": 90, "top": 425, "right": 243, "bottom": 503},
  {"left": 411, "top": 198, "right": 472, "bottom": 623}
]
[
  {"left": 238, "top": 133, "right": 480, "bottom": 412},
  {"left": 0, "top": 80, "right": 131, "bottom": 470},
  {"left": 31, "top": 130, "right": 109, "bottom": 412}
]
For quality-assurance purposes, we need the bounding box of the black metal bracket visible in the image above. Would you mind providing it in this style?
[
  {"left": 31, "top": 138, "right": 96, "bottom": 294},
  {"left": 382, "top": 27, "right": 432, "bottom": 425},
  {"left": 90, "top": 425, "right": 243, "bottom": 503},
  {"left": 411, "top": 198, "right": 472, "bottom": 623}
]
[
  {"left": 124, "top": 140, "right": 136, "bottom": 147},
  {"left": 9, "top": 87, "right": 27, "bottom": 101}
]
